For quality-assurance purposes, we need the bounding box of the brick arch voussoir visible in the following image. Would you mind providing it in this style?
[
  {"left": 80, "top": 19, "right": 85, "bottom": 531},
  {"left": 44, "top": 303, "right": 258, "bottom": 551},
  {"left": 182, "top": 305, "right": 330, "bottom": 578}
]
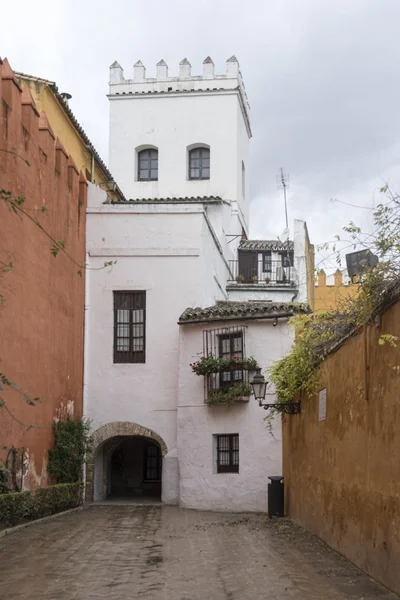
[{"left": 85, "top": 421, "right": 168, "bottom": 503}]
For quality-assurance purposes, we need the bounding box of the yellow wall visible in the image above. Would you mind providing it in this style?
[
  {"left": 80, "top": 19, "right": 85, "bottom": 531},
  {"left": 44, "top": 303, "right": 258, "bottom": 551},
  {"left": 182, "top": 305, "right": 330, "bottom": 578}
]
[
  {"left": 18, "top": 78, "right": 108, "bottom": 186},
  {"left": 314, "top": 270, "right": 359, "bottom": 313}
]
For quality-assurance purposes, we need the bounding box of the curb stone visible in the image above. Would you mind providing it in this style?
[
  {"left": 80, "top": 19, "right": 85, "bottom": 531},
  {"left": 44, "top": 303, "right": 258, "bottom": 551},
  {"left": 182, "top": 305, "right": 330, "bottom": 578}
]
[{"left": 0, "top": 506, "right": 84, "bottom": 539}]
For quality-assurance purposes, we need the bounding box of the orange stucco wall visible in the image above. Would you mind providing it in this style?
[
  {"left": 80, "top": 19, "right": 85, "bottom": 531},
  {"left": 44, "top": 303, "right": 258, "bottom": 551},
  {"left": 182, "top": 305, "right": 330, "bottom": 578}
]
[
  {"left": 283, "top": 298, "right": 400, "bottom": 594},
  {"left": 314, "top": 269, "right": 358, "bottom": 313},
  {"left": 0, "top": 59, "right": 86, "bottom": 489}
]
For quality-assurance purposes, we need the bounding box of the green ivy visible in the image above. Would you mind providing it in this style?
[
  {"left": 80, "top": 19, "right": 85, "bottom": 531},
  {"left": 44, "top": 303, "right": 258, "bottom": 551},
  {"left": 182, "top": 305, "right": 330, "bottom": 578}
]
[
  {"left": 0, "top": 466, "right": 10, "bottom": 494},
  {"left": 207, "top": 382, "right": 253, "bottom": 406},
  {"left": 47, "top": 418, "right": 92, "bottom": 484}
]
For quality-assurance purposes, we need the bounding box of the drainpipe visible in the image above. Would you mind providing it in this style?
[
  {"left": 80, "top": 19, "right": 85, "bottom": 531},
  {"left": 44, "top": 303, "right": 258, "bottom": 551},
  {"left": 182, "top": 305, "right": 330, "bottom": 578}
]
[
  {"left": 82, "top": 246, "right": 90, "bottom": 501},
  {"left": 291, "top": 289, "right": 299, "bottom": 302}
]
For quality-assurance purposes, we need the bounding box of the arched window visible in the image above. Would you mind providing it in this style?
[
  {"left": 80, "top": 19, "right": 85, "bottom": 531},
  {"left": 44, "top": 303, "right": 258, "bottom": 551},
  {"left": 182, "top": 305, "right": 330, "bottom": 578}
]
[
  {"left": 189, "top": 147, "right": 210, "bottom": 180},
  {"left": 138, "top": 148, "right": 158, "bottom": 181}
]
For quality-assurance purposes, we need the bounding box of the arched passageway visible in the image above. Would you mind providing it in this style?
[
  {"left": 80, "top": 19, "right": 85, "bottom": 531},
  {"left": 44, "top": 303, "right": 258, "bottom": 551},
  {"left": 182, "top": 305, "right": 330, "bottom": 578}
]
[
  {"left": 109, "top": 437, "right": 162, "bottom": 499},
  {"left": 85, "top": 421, "right": 168, "bottom": 502}
]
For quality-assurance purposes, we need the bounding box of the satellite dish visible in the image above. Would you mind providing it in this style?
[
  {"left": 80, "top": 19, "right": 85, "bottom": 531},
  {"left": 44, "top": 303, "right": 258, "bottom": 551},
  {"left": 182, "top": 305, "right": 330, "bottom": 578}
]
[
  {"left": 279, "top": 228, "right": 290, "bottom": 242},
  {"left": 345, "top": 249, "right": 379, "bottom": 282}
]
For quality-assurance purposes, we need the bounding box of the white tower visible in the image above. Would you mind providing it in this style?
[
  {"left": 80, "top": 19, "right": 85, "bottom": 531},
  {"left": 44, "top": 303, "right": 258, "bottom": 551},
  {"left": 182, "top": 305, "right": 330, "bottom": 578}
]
[{"left": 108, "top": 56, "right": 251, "bottom": 231}]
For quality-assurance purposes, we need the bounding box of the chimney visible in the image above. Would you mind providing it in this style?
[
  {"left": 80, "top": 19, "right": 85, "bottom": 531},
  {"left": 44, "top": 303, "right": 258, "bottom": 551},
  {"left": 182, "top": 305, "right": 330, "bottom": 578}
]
[
  {"left": 156, "top": 59, "right": 168, "bottom": 79},
  {"left": 134, "top": 60, "right": 146, "bottom": 81},
  {"left": 179, "top": 58, "right": 191, "bottom": 78},
  {"left": 60, "top": 92, "right": 72, "bottom": 105},
  {"left": 226, "top": 55, "right": 239, "bottom": 77},
  {"left": 203, "top": 56, "right": 214, "bottom": 78},
  {"left": 109, "top": 60, "right": 124, "bottom": 84}
]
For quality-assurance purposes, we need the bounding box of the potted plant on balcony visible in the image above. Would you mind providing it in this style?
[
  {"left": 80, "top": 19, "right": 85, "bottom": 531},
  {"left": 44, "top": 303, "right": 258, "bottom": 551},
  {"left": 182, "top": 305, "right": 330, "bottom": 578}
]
[
  {"left": 235, "top": 274, "right": 245, "bottom": 283},
  {"left": 206, "top": 382, "right": 253, "bottom": 406},
  {"left": 252, "top": 275, "right": 259, "bottom": 284},
  {"left": 190, "top": 356, "right": 258, "bottom": 376},
  {"left": 265, "top": 276, "right": 271, "bottom": 285}
]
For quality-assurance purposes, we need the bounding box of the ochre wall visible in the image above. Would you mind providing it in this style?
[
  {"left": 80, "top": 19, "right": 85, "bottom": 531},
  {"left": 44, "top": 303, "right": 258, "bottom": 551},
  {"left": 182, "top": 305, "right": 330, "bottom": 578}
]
[
  {"left": 283, "top": 299, "right": 400, "bottom": 594},
  {"left": 16, "top": 77, "right": 108, "bottom": 187},
  {"left": 314, "top": 269, "right": 358, "bottom": 313},
  {"left": 0, "top": 59, "right": 86, "bottom": 489}
]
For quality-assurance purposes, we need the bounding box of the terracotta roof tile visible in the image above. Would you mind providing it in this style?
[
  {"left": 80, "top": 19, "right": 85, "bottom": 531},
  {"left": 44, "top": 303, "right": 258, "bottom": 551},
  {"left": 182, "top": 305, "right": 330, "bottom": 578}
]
[
  {"left": 239, "top": 240, "right": 294, "bottom": 252},
  {"left": 179, "top": 300, "right": 310, "bottom": 324}
]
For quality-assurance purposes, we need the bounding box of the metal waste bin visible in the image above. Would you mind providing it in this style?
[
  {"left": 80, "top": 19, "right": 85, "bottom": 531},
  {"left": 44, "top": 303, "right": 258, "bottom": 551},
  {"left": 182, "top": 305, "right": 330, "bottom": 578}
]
[{"left": 268, "top": 476, "right": 284, "bottom": 518}]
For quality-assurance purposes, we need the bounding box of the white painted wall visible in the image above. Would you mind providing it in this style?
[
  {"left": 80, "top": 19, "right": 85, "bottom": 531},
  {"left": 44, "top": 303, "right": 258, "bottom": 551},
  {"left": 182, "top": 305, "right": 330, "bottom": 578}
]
[
  {"left": 177, "top": 319, "right": 293, "bottom": 512},
  {"left": 85, "top": 192, "right": 229, "bottom": 503},
  {"left": 108, "top": 58, "right": 250, "bottom": 234}
]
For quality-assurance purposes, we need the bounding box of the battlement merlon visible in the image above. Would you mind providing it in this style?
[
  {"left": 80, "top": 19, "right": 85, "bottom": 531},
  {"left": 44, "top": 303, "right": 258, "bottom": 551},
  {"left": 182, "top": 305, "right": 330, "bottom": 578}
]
[{"left": 108, "top": 56, "right": 250, "bottom": 119}]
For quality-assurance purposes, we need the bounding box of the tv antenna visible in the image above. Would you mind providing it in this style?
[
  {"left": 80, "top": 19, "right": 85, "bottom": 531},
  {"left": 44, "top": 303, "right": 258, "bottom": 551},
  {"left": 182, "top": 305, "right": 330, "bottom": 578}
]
[{"left": 277, "top": 167, "right": 290, "bottom": 230}]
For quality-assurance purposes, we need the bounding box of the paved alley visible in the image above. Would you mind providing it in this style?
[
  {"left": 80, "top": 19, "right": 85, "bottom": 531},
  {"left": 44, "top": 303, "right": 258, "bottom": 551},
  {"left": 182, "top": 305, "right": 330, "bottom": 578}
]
[{"left": 0, "top": 505, "right": 398, "bottom": 600}]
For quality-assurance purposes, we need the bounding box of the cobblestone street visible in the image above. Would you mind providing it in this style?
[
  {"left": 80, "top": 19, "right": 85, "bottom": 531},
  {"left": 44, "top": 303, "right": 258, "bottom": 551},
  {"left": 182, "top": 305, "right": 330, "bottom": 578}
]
[{"left": 0, "top": 505, "right": 398, "bottom": 600}]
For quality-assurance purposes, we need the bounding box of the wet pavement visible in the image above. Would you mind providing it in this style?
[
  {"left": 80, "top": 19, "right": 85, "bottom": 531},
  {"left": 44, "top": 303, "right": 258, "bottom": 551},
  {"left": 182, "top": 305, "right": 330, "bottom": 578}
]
[{"left": 0, "top": 505, "right": 398, "bottom": 600}]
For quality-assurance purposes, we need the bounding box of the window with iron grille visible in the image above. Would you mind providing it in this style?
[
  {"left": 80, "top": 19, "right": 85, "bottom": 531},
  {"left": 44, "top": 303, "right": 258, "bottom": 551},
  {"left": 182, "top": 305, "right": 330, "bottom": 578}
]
[
  {"left": 138, "top": 148, "right": 158, "bottom": 181},
  {"left": 263, "top": 251, "right": 272, "bottom": 273},
  {"left": 189, "top": 147, "right": 210, "bottom": 180},
  {"left": 218, "top": 332, "right": 243, "bottom": 388},
  {"left": 113, "top": 291, "right": 146, "bottom": 363},
  {"left": 203, "top": 326, "right": 248, "bottom": 400},
  {"left": 144, "top": 443, "right": 162, "bottom": 481},
  {"left": 280, "top": 250, "right": 294, "bottom": 267},
  {"left": 216, "top": 434, "right": 239, "bottom": 473}
]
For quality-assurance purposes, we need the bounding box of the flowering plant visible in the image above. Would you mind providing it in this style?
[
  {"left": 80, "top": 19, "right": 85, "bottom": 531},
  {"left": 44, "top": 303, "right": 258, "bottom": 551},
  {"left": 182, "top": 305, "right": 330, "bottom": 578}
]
[{"left": 190, "top": 355, "right": 258, "bottom": 376}]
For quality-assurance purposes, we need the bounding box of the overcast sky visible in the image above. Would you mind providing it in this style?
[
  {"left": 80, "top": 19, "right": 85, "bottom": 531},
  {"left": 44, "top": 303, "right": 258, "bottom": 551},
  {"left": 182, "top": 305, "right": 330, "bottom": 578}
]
[{"left": 2, "top": 0, "right": 400, "bottom": 273}]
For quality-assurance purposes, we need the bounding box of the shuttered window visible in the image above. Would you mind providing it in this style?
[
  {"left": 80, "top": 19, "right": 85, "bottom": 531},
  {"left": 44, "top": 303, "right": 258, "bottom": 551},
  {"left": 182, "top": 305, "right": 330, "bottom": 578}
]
[{"left": 113, "top": 291, "right": 146, "bottom": 363}]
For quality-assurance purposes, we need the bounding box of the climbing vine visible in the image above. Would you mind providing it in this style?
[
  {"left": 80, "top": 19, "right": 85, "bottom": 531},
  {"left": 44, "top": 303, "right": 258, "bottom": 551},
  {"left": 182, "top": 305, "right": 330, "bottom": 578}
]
[
  {"left": 47, "top": 418, "right": 92, "bottom": 484},
  {"left": 268, "top": 184, "right": 400, "bottom": 410}
]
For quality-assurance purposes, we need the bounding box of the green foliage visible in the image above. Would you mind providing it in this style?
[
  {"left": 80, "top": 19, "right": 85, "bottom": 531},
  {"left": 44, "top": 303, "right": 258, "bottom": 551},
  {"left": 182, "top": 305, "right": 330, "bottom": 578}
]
[
  {"left": 269, "top": 184, "right": 400, "bottom": 410},
  {"left": 47, "top": 418, "right": 92, "bottom": 484},
  {"left": 207, "top": 382, "right": 253, "bottom": 406},
  {"left": 0, "top": 466, "right": 10, "bottom": 494},
  {"left": 0, "top": 483, "right": 82, "bottom": 527},
  {"left": 191, "top": 356, "right": 258, "bottom": 376}
]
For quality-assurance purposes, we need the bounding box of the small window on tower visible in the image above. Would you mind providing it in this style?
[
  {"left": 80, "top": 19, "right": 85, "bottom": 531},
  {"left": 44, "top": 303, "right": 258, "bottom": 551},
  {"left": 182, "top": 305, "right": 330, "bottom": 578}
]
[
  {"left": 189, "top": 147, "right": 210, "bottom": 180},
  {"left": 138, "top": 148, "right": 158, "bottom": 181}
]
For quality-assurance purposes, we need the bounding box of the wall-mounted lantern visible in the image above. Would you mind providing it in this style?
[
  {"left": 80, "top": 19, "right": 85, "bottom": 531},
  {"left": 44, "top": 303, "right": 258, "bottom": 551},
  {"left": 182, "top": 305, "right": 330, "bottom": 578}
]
[{"left": 250, "top": 367, "right": 301, "bottom": 415}]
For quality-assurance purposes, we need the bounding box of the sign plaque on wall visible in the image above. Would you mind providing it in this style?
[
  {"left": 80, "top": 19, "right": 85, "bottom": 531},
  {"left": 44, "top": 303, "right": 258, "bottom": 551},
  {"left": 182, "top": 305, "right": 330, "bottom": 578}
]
[{"left": 318, "top": 388, "right": 327, "bottom": 421}]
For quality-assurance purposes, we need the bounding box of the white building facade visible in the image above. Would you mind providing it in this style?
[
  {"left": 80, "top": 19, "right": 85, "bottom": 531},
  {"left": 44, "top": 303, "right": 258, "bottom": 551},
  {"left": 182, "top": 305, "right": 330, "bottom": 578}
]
[{"left": 84, "top": 57, "right": 312, "bottom": 511}]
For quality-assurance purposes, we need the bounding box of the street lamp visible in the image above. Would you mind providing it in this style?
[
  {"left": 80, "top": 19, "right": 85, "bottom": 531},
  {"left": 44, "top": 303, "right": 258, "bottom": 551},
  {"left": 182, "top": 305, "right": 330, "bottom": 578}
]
[{"left": 251, "top": 367, "right": 301, "bottom": 415}]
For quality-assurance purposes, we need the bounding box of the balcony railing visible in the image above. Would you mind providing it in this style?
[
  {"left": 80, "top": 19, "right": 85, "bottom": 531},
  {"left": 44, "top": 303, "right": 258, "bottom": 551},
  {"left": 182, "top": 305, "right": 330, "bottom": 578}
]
[
  {"left": 228, "top": 259, "right": 296, "bottom": 285},
  {"left": 205, "top": 370, "right": 252, "bottom": 405}
]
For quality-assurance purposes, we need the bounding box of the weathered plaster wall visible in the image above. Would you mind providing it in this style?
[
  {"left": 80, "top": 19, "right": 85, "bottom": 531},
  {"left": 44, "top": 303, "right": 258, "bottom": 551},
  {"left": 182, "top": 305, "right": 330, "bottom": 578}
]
[
  {"left": 178, "top": 319, "right": 294, "bottom": 512},
  {"left": 283, "top": 299, "right": 400, "bottom": 594},
  {"left": 0, "top": 59, "right": 86, "bottom": 489},
  {"left": 16, "top": 77, "right": 109, "bottom": 186}
]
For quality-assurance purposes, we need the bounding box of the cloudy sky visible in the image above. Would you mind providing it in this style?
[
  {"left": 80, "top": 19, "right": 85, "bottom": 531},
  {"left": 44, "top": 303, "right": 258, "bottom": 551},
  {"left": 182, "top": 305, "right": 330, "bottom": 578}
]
[{"left": 2, "top": 0, "right": 400, "bottom": 273}]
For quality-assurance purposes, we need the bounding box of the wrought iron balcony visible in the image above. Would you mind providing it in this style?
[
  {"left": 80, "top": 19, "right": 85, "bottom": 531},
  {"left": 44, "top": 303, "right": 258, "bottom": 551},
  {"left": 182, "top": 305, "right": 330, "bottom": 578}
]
[{"left": 228, "top": 259, "right": 296, "bottom": 286}]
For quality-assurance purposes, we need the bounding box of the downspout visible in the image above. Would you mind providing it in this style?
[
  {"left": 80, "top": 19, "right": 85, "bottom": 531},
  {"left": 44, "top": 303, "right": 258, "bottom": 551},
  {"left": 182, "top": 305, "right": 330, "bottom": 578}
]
[
  {"left": 291, "top": 289, "right": 299, "bottom": 303},
  {"left": 82, "top": 244, "right": 90, "bottom": 501}
]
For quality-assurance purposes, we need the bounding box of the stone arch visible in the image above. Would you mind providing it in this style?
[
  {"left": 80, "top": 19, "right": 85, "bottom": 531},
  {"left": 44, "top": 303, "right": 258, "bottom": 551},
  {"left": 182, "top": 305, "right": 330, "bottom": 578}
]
[{"left": 85, "top": 421, "right": 168, "bottom": 502}]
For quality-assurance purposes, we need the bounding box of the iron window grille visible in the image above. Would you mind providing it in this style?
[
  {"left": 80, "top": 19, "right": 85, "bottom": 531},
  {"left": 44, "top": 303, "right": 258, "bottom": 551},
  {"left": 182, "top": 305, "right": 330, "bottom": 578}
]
[
  {"left": 203, "top": 326, "right": 248, "bottom": 401},
  {"left": 216, "top": 434, "right": 239, "bottom": 473},
  {"left": 138, "top": 149, "right": 158, "bottom": 181},
  {"left": 280, "top": 250, "right": 294, "bottom": 267},
  {"left": 144, "top": 443, "right": 162, "bottom": 482},
  {"left": 113, "top": 291, "right": 146, "bottom": 363},
  {"left": 189, "top": 147, "right": 210, "bottom": 180},
  {"left": 263, "top": 251, "right": 272, "bottom": 273}
]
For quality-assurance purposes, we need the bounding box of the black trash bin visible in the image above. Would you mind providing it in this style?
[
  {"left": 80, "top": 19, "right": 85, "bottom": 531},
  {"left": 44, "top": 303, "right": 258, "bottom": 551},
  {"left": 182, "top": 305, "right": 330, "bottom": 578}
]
[{"left": 268, "top": 476, "right": 284, "bottom": 518}]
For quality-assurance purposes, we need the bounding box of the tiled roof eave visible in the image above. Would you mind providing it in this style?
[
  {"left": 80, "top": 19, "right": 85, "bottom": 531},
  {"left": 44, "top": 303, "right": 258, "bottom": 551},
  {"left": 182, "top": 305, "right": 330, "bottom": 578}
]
[{"left": 178, "top": 310, "right": 301, "bottom": 325}]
